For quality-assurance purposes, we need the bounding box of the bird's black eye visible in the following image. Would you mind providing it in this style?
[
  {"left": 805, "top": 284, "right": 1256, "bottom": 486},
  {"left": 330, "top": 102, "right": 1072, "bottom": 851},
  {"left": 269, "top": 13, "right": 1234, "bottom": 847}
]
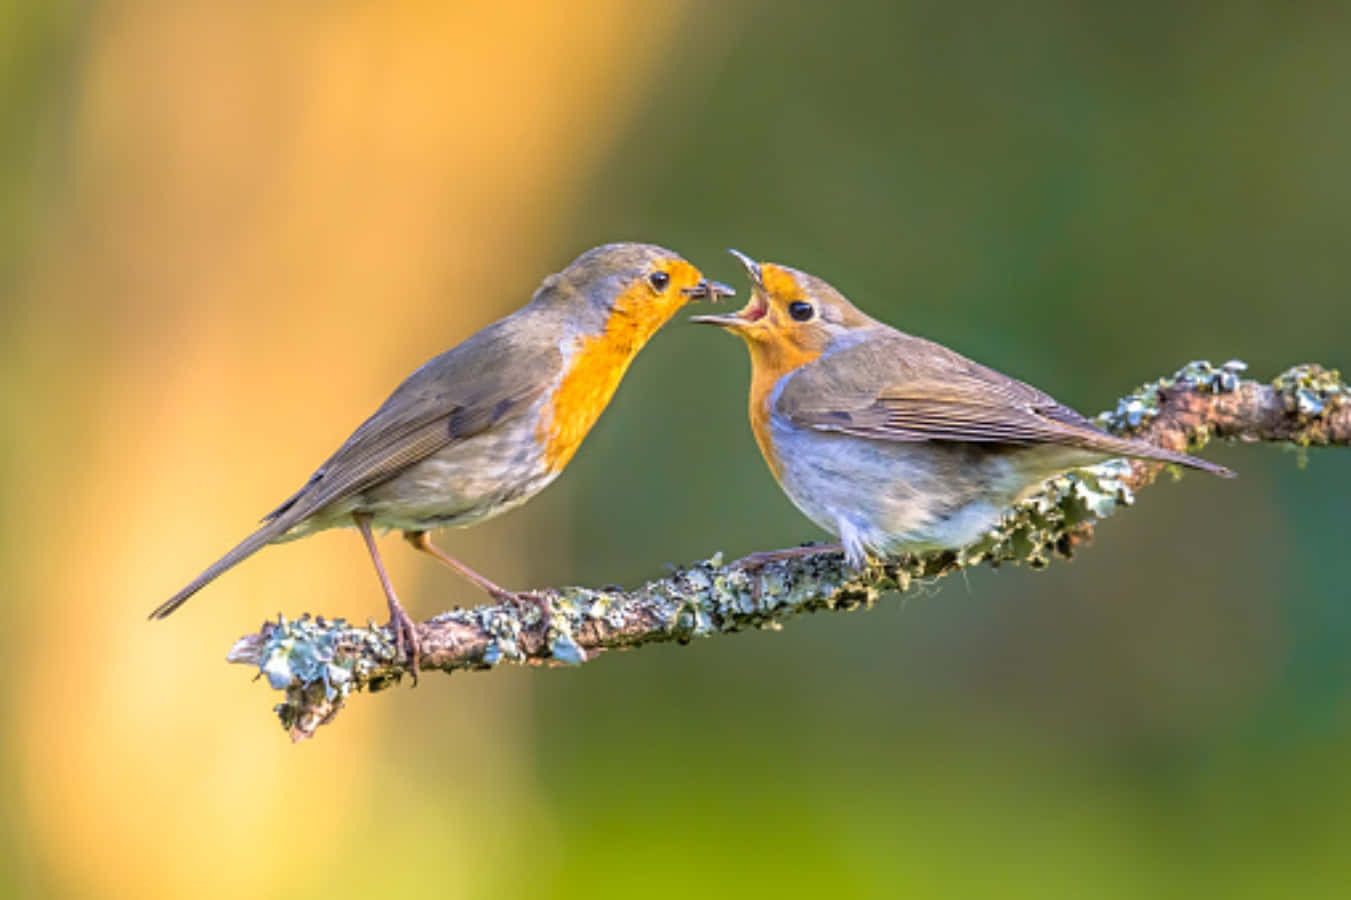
[
  {"left": 787, "top": 300, "right": 815, "bottom": 321},
  {"left": 648, "top": 270, "right": 670, "bottom": 291}
]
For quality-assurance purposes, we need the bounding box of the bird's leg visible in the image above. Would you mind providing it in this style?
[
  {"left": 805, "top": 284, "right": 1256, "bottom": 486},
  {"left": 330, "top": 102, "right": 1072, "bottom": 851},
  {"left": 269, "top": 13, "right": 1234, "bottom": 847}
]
[
  {"left": 404, "top": 530, "right": 552, "bottom": 625},
  {"left": 732, "top": 542, "right": 846, "bottom": 604},
  {"left": 354, "top": 512, "right": 421, "bottom": 682}
]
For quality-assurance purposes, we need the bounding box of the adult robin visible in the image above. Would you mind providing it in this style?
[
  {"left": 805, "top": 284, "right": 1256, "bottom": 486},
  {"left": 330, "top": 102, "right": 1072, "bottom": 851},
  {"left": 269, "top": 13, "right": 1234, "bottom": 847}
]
[
  {"left": 692, "top": 250, "right": 1232, "bottom": 570},
  {"left": 152, "top": 242, "right": 732, "bottom": 673}
]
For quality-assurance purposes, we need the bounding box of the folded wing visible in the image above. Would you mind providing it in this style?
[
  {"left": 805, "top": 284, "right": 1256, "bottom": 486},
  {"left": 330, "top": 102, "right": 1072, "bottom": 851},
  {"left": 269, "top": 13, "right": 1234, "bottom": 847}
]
[
  {"left": 263, "top": 322, "right": 564, "bottom": 528},
  {"left": 776, "top": 331, "right": 1233, "bottom": 477}
]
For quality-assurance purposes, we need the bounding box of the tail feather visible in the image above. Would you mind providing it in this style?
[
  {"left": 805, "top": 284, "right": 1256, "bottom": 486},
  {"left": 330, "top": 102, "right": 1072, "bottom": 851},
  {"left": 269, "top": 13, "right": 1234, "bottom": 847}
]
[
  {"left": 1096, "top": 435, "right": 1234, "bottom": 478},
  {"left": 149, "top": 520, "right": 289, "bottom": 619}
]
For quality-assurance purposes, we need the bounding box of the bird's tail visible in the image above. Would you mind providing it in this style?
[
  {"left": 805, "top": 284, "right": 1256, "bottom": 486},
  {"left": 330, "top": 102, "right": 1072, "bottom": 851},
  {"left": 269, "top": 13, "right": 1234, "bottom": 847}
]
[
  {"left": 148, "top": 519, "right": 291, "bottom": 619},
  {"left": 1094, "top": 435, "right": 1234, "bottom": 478}
]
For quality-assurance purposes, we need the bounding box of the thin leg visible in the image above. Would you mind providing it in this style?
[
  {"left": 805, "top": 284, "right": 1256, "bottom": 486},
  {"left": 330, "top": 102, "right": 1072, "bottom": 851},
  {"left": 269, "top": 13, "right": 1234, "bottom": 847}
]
[
  {"left": 355, "top": 512, "right": 421, "bottom": 681},
  {"left": 404, "top": 530, "right": 515, "bottom": 600},
  {"left": 405, "top": 530, "right": 552, "bottom": 623}
]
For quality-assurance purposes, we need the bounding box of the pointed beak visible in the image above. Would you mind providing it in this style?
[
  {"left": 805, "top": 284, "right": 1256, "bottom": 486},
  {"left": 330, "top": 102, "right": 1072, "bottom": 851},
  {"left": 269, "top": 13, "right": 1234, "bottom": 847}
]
[
  {"left": 689, "top": 248, "right": 768, "bottom": 330},
  {"left": 727, "top": 248, "right": 763, "bottom": 290},
  {"left": 688, "top": 311, "right": 747, "bottom": 328},
  {"left": 680, "top": 279, "right": 736, "bottom": 301}
]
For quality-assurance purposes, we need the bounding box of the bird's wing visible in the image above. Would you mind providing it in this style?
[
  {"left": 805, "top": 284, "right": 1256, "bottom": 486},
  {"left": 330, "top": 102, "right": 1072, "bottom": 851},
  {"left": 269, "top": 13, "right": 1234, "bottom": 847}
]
[
  {"left": 773, "top": 330, "right": 1089, "bottom": 443},
  {"left": 263, "top": 320, "right": 564, "bottom": 526},
  {"left": 773, "top": 329, "right": 1231, "bottom": 477}
]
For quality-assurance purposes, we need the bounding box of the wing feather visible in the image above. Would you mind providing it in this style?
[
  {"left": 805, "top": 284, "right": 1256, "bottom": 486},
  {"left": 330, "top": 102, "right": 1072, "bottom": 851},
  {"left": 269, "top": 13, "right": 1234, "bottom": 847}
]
[
  {"left": 775, "top": 329, "right": 1232, "bottom": 476},
  {"left": 263, "top": 319, "right": 563, "bottom": 527}
]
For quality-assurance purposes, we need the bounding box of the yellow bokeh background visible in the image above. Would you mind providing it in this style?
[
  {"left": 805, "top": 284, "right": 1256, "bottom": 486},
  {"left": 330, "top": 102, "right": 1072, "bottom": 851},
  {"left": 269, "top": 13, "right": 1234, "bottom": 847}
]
[
  {"left": 6, "top": 2, "right": 695, "bottom": 896},
  {"left": 6, "top": 3, "right": 1351, "bottom": 899}
]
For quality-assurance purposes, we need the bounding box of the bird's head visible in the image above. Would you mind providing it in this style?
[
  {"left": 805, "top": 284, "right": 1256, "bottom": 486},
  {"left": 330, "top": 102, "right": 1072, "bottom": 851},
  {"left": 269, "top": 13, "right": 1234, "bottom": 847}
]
[
  {"left": 555, "top": 243, "right": 732, "bottom": 329},
  {"left": 691, "top": 250, "right": 874, "bottom": 367}
]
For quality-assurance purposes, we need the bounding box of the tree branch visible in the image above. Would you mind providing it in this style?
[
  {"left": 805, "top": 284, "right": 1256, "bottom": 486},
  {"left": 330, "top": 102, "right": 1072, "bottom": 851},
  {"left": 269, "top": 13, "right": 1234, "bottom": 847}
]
[{"left": 226, "top": 361, "right": 1350, "bottom": 741}]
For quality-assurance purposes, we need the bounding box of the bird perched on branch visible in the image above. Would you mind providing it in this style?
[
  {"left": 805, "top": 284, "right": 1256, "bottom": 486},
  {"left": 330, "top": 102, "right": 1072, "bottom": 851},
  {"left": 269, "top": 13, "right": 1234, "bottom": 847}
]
[
  {"left": 153, "top": 243, "right": 732, "bottom": 674},
  {"left": 693, "top": 250, "right": 1232, "bottom": 570}
]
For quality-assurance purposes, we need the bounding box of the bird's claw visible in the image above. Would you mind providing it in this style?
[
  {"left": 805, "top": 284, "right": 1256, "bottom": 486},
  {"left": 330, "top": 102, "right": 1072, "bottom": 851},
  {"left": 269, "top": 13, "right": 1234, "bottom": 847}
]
[{"left": 386, "top": 605, "right": 422, "bottom": 685}]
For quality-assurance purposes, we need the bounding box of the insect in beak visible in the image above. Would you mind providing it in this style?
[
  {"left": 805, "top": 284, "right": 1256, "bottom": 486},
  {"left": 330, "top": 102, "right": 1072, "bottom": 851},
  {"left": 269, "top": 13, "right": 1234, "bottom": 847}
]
[{"left": 682, "top": 280, "right": 736, "bottom": 301}]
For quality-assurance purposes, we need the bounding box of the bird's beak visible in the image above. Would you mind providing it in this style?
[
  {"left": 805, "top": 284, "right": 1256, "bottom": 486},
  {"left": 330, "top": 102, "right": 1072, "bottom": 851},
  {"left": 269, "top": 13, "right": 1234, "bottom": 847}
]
[
  {"left": 688, "top": 310, "right": 749, "bottom": 329},
  {"left": 689, "top": 248, "right": 768, "bottom": 330},
  {"left": 727, "top": 248, "right": 763, "bottom": 290},
  {"left": 681, "top": 279, "right": 736, "bottom": 301}
]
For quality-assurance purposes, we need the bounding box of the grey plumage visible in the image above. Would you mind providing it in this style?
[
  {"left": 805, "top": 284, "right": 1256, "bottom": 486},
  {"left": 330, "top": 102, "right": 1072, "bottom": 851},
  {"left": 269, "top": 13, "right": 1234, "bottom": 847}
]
[
  {"left": 151, "top": 242, "right": 699, "bottom": 620},
  {"left": 776, "top": 330, "right": 1233, "bottom": 477}
]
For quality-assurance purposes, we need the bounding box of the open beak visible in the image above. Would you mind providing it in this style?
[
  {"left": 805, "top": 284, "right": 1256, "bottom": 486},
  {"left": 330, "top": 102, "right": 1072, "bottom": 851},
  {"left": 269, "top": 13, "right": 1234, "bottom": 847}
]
[
  {"left": 688, "top": 310, "right": 749, "bottom": 328},
  {"left": 689, "top": 248, "right": 767, "bottom": 329},
  {"left": 727, "top": 249, "right": 763, "bottom": 289},
  {"left": 681, "top": 279, "right": 736, "bottom": 301}
]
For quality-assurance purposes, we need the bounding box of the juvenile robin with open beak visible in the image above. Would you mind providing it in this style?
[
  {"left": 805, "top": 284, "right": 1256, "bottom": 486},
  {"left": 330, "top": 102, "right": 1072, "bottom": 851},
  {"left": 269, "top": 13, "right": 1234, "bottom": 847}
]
[
  {"left": 153, "top": 242, "right": 732, "bottom": 674},
  {"left": 693, "top": 250, "right": 1232, "bottom": 570}
]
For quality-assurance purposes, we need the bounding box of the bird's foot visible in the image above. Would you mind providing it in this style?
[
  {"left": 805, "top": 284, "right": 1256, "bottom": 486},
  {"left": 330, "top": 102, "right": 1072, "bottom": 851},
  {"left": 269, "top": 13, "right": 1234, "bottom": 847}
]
[{"left": 385, "top": 599, "right": 422, "bottom": 685}]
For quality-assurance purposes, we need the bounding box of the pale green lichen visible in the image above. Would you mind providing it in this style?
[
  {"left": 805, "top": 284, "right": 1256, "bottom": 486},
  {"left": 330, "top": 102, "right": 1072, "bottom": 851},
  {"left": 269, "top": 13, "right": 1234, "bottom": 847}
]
[
  {"left": 548, "top": 629, "right": 587, "bottom": 665},
  {"left": 474, "top": 602, "right": 529, "bottom": 664},
  {"left": 958, "top": 458, "right": 1135, "bottom": 569},
  {"left": 250, "top": 615, "right": 397, "bottom": 731},
  {"left": 1273, "top": 364, "right": 1347, "bottom": 421},
  {"left": 256, "top": 615, "right": 392, "bottom": 695},
  {"left": 1098, "top": 359, "right": 1247, "bottom": 433},
  {"left": 1175, "top": 359, "right": 1248, "bottom": 394}
]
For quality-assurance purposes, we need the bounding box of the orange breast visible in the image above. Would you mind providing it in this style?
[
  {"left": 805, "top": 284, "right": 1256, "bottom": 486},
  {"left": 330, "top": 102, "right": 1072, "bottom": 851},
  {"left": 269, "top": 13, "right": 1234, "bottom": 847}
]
[
  {"left": 539, "top": 281, "right": 685, "bottom": 471},
  {"left": 745, "top": 339, "right": 821, "bottom": 481},
  {"left": 748, "top": 366, "right": 785, "bottom": 479}
]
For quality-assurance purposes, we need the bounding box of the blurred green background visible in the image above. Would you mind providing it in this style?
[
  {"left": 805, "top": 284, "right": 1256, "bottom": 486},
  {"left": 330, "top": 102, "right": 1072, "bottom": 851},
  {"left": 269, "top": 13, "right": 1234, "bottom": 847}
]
[{"left": 3, "top": 2, "right": 1349, "bottom": 898}]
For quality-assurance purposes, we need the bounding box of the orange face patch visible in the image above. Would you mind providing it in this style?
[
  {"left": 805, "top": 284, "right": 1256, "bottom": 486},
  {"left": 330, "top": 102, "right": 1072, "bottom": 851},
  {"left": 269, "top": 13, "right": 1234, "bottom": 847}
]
[
  {"left": 728, "top": 264, "right": 827, "bottom": 478},
  {"left": 759, "top": 263, "right": 806, "bottom": 303},
  {"left": 539, "top": 259, "right": 703, "bottom": 471},
  {"left": 738, "top": 265, "right": 826, "bottom": 375}
]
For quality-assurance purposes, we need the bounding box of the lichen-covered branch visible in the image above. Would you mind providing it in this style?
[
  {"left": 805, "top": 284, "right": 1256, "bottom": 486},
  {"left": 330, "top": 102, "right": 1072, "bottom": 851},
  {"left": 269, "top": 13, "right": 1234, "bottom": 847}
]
[{"left": 226, "top": 361, "right": 1350, "bottom": 740}]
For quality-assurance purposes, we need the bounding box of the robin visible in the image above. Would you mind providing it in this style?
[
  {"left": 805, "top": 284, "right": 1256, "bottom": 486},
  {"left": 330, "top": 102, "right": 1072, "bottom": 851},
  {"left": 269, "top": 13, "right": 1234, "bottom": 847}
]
[
  {"left": 152, "top": 242, "right": 732, "bottom": 673},
  {"left": 692, "top": 250, "right": 1232, "bottom": 571}
]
